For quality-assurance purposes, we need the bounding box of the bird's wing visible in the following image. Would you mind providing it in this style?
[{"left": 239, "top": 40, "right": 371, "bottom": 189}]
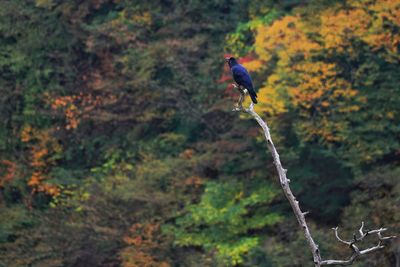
[
  {"left": 232, "top": 65, "right": 258, "bottom": 103},
  {"left": 232, "top": 66, "right": 254, "bottom": 91}
]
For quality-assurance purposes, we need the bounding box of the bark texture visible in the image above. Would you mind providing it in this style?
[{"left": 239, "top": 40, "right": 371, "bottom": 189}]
[{"left": 233, "top": 88, "right": 396, "bottom": 266}]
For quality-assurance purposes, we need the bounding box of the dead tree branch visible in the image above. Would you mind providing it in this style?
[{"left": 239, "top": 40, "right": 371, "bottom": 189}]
[
  {"left": 321, "top": 222, "right": 396, "bottom": 265},
  {"left": 232, "top": 88, "right": 396, "bottom": 266}
]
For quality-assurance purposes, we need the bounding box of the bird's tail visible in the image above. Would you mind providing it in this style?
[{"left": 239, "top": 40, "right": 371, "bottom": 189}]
[{"left": 249, "top": 92, "right": 258, "bottom": 104}]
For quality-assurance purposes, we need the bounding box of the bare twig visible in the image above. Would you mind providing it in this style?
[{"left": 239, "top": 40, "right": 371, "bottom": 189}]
[
  {"left": 232, "top": 84, "right": 247, "bottom": 112},
  {"left": 332, "top": 227, "right": 351, "bottom": 246},
  {"left": 321, "top": 223, "right": 396, "bottom": 265},
  {"left": 234, "top": 101, "right": 396, "bottom": 266}
]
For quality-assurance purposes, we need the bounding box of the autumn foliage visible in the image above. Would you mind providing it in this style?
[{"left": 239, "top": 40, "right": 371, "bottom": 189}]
[
  {"left": 121, "top": 223, "right": 170, "bottom": 267},
  {"left": 248, "top": 0, "right": 400, "bottom": 160},
  {"left": 0, "top": 0, "right": 398, "bottom": 266}
]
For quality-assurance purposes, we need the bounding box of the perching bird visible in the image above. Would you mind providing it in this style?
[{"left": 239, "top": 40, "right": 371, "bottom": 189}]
[{"left": 226, "top": 57, "right": 258, "bottom": 104}]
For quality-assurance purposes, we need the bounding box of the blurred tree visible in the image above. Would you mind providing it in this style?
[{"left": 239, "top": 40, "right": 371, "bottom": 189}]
[
  {"left": 168, "top": 179, "right": 282, "bottom": 265},
  {"left": 0, "top": 0, "right": 398, "bottom": 266},
  {"left": 250, "top": 0, "right": 400, "bottom": 170}
]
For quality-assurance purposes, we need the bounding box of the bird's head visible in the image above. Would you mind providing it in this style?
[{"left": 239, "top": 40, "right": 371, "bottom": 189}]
[{"left": 225, "top": 57, "right": 238, "bottom": 68}]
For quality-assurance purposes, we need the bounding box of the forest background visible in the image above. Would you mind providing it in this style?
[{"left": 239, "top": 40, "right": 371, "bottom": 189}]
[{"left": 0, "top": 0, "right": 399, "bottom": 266}]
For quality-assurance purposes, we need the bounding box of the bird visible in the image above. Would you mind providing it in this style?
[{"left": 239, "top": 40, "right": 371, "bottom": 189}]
[{"left": 226, "top": 57, "right": 258, "bottom": 104}]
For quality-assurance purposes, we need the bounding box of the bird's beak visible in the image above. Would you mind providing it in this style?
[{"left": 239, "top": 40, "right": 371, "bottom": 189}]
[{"left": 225, "top": 57, "right": 230, "bottom": 62}]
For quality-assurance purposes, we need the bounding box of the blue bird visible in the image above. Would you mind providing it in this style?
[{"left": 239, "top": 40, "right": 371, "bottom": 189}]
[{"left": 226, "top": 57, "right": 258, "bottom": 104}]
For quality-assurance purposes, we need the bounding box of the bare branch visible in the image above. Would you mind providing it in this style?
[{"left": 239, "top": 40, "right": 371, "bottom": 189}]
[
  {"left": 232, "top": 84, "right": 246, "bottom": 112},
  {"left": 321, "top": 223, "right": 396, "bottom": 265},
  {"left": 332, "top": 227, "right": 351, "bottom": 246},
  {"left": 239, "top": 102, "right": 322, "bottom": 266},
  {"left": 235, "top": 101, "right": 397, "bottom": 266}
]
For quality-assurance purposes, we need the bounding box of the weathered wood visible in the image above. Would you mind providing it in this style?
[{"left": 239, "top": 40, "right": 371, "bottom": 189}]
[
  {"left": 241, "top": 101, "right": 322, "bottom": 266},
  {"left": 233, "top": 93, "right": 396, "bottom": 266}
]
